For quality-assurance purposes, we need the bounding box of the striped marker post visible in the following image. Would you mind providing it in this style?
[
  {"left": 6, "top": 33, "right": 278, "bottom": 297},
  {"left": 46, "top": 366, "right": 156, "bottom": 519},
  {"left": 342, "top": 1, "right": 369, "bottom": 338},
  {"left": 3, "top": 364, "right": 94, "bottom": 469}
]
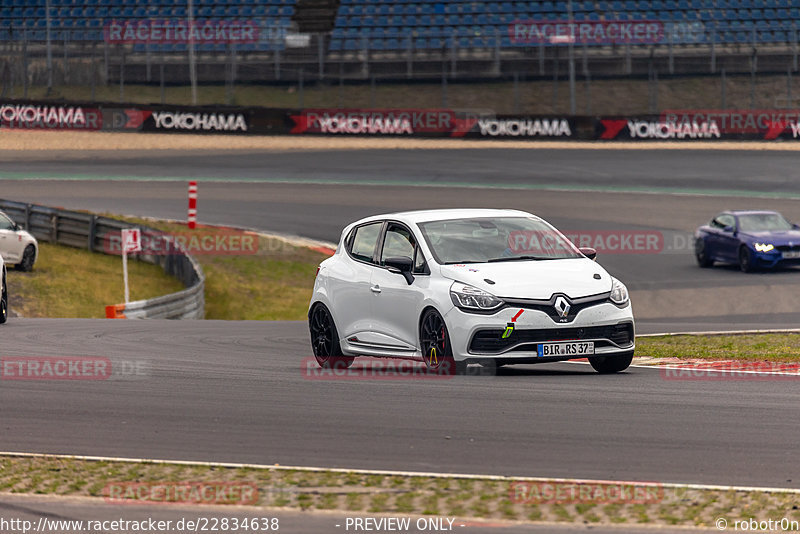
[{"left": 188, "top": 181, "right": 197, "bottom": 229}]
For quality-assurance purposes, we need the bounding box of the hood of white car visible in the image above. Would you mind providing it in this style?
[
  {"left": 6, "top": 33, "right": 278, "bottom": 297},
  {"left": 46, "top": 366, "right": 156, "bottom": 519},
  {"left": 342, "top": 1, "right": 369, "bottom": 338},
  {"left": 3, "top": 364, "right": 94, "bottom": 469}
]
[{"left": 438, "top": 259, "right": 612, "bottom": 300}]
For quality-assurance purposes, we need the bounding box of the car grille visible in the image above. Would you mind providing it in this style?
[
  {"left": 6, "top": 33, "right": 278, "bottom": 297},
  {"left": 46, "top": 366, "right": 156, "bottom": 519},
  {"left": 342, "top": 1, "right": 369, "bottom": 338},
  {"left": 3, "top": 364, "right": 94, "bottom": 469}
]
[
  {"left": 503, "top": 293, "right": 610, "bottom": 323},
  {"left": 468, "top": 322, "right": 634, "bottom": 355},
  {"left": 776, "top": 245, "right": 800, "bottom": 252}
]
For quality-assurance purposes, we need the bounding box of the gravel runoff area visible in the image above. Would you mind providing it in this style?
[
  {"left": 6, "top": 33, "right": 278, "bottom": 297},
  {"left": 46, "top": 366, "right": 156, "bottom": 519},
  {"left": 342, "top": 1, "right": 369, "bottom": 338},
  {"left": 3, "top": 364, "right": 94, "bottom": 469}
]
[
  {"left": 1, "top": 130, "right": 800, "bottom": 151},
  {"left": 0, "top": 454, "right": 798, "bottom": 529}
]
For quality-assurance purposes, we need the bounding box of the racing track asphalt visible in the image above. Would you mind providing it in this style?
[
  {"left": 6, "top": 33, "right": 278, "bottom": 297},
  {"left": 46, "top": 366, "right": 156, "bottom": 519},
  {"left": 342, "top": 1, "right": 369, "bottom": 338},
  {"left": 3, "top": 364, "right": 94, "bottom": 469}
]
[
  {"left": 0, "top": 318, "right": 798, "bottom": 490},
  {"left": 0, "top": 147, "right": 798, "bottom": 493}
]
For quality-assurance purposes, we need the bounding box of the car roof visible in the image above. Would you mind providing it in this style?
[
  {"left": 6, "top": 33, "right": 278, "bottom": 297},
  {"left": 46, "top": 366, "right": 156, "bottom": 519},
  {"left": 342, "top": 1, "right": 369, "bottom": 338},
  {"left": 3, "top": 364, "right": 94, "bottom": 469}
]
[
  {"left": 350, "top": 208, "right": 538, "bottom": 226},
  {"left": 724, "top": 210, "right": 783, "bottom": 216}
]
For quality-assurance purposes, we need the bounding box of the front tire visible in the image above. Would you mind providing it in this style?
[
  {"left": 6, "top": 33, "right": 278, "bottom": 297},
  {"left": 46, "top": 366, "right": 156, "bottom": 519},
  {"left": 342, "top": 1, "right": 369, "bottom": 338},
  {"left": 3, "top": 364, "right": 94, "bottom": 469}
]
[
  {"left": 589, "top": 352, "right": 633, "bottom": 374},
  {"left": 308, "top": 304, "right": 353, "bottom": 369},
  {"left": 16, "top": 245, "right": 35, "bottom": 272},
  {"left": 739, "top": 246, "right": 755, "bottom": 273},
  {"left": 420, "top": 309, "right": 465, "bottom": 375},
  {"left": 695, "top": 238, "right": 713, "bottom": 268}
]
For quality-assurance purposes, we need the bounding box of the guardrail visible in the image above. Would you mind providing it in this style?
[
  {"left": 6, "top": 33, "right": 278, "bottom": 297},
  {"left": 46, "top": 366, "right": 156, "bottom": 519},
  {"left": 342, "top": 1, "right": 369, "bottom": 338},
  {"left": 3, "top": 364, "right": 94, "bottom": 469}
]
[{"left": 0, "top": 199, "right": 204, "bottom": 319}]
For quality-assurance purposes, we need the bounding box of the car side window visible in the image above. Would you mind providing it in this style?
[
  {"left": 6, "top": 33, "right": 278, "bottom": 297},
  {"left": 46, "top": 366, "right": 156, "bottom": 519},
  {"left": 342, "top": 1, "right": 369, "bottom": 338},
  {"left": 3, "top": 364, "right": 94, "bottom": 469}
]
[
  {"left": 717, "top": 214, "right": 735, "bottom": 230},
  {"left": 0, "top": 214, "right": 15, "bottom": 231},
  {"left": 380, "top": 224, "right": 415, "bottom": 265},
  {"left": 349, "top": 222, "right": 383, "bottom": 263}
]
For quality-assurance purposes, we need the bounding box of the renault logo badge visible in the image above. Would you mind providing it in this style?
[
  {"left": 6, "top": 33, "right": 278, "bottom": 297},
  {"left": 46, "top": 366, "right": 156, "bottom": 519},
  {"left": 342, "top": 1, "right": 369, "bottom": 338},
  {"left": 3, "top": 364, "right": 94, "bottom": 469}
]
[{"left": 554, "top": 296, "right": 571, "bottom": 319}]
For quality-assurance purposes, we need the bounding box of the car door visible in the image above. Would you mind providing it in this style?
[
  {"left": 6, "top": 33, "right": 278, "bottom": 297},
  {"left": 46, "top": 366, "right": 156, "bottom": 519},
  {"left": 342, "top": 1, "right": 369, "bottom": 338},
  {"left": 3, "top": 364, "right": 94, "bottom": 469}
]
[
  {"left": 714, "top": 214, "right": 740, "bottom": 262},
  {"left": 369, "top": 222, "right": 429, "bottom": 352},
  {"left": 0, "top": 213, "right": 23, "bottom": 263},
  {"left": 704, "top": 214, "right": 731, "bottom": 261},
  {"left": 326, "top": 221, "right": 384, "bottom": 341}
]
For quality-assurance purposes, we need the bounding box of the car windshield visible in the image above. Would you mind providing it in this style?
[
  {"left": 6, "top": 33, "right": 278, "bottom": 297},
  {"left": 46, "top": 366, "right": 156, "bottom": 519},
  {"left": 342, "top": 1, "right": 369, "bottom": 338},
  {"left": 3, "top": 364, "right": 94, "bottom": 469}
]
[
  {"left": 738, "top": 213, "right": 793, "bottom": 232},
  {"left": 417, "top": 216, "right": 582, "bottom": 264}
]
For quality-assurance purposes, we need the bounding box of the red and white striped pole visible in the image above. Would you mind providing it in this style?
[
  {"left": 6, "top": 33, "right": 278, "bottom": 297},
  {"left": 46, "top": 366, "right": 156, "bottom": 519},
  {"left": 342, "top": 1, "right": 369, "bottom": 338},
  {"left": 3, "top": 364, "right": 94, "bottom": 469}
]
[{"left": 187, "top": 181, "right": 197, "bottom": 229}]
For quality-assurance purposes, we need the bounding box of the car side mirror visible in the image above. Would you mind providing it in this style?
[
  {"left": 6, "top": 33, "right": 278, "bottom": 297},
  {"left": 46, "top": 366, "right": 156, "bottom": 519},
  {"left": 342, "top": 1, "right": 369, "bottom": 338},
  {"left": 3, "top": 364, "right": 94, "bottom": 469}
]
[
  {"left": 793, "top": 223, "right": 800, "bottom": 230},
  {"left": 384, "top": 256, "right": 414, "bottom": 285},
  {"left": 579, "top": 247, "right": 597, "bottom": 261},
  {"left": 723, "top": 225, "right": 735, "bottom": 233}
]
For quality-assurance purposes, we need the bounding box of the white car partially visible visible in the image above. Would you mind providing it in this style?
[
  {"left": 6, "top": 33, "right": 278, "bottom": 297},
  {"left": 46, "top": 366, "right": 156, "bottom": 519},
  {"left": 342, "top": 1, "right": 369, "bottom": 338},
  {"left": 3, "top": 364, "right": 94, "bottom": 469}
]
[
  {"left": 0, "top": 210, "right": 38, "bottom": 271},
  {"left": 308, "top": 208, "right": 635, "bottom": 374},
  {"left": 0, "top": 253, "right": 7, "bottom": 324}
]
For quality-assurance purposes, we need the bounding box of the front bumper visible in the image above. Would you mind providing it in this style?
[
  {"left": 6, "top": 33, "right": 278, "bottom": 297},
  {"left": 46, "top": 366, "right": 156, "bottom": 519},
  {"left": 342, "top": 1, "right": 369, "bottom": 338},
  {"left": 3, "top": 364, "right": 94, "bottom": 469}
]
[
  {"left": 752, "top": 250, "right": 800, "bottom": 269},
  {"left": 444, "top": 301, "right": 635, "bottom": 363}
]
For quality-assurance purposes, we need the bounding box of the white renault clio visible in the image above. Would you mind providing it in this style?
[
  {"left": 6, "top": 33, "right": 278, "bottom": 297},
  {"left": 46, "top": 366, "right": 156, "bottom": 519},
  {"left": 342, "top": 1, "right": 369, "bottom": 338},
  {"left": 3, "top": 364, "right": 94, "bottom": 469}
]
[{"left": 308, "top": 209, "right": 634, "bottom": 374}]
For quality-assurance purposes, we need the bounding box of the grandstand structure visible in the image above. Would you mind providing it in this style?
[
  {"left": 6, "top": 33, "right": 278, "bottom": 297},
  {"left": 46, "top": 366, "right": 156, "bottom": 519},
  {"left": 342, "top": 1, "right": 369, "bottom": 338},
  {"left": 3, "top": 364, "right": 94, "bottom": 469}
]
[{"left": 0, "top": 0, "right": 798, "bottom": 85}]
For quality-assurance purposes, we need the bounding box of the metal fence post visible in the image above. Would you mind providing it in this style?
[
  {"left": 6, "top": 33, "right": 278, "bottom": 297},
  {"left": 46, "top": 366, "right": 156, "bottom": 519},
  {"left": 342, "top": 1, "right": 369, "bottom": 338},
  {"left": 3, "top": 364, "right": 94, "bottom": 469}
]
[
  {"left": 361, "top": 37, "right": 369, "bottom": 78},
  {"left": 406, "top": 36, "right": 413, "bottom": 78},
  {"left": 625, "top": 43, "right": 631, "bottom": 74},
  {"left": 63, "top": 32, "right": 68, "bottom": 85},
  {"left": 492, "top": 27, "right": 500, "bottom": 76},
  {"left": 318, "top": 33, "right": 324, "bottom": 79},
  {"left": 788, "top": 67, "right": 793, "bottom": 108},
  {"left": 538, "top": 43, "right": 544, "bottom": 75},
  {"left": 119, "top": 48, "right": 125, "bottom": 102},
  {"left": 274, "top": 47, "right": 281, "bottom": 80},
  {"left": 298, "top": 69, "right": 304, "bottom": 108},
  {"left": 370, "top": 75, "right": 376, "bottom": 108},
  {"left": 513, "top": 71, "right": 520, "bottom": 113},
  {"left": 338, "top": 62, "right": 343, "bottom": 108},
  {"left": 551, "top": 46, "right": 559, "bottom": 111},
  {"left": 668, "top": 30, "right": 674, "bottom": 74},
  {"left": 721, "top": 67, "right": 727, "bottom": 108},
  {"left": 750, "top": 45, "right": 757, "bottom": 109},
  {"left": 90, "top": 44, "right": 96, "bottom": 100},
  {"left": 710, "top": 23, "right": 716, "bottom": 73},
  {"left": 22, "top": 31, "right": 27, "bottom": 99},
  {"left": 104, "top": 40, "right": 109, "bottom": 85},
  {"left": 160, "top": 63, "right": 165, "bottom": 104},
  {"left": 450, "top": 35, "right": 457, "bottom": 77},
  {"left": 582, "top": 42, "right": 591, "bottom": 114},
  {"left": 146, "top": 41, "right": 151, "bottom": 82},
  {"left": 441, "top": 59, "right": 448, "bottom": 108},
  {"left": 793, "top": 23, "right": 798, "bottom": 72}
]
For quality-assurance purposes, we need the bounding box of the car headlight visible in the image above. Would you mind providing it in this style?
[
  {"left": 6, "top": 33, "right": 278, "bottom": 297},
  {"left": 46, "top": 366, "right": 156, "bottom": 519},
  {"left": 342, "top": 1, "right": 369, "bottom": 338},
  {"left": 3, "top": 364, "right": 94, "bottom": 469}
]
[
  {"left": 609, "top": 277, "right": 629, "bottom": 306},
  {"left": 754, "top": 242, "right": 775, "bottom": 253},
  {"left": 450, "top": 282, "right": 503, "bottom": 311}
]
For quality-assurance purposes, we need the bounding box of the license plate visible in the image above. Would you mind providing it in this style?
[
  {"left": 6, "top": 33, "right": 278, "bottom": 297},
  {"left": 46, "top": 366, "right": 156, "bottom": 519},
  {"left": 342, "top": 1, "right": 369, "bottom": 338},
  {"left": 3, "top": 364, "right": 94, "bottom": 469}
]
[
  {"left": 537, "top": 341, "right": 595, "bottom": 357},
  {"left": 783, "top": 251, "right": 800, "bottom": 259}
]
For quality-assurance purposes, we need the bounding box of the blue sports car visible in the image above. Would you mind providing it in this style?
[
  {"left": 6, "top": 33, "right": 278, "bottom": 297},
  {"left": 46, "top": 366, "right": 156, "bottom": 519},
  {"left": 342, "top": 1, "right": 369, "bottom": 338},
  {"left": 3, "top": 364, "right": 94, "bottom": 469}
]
[{"left": 695, "top": 210, "right": 800, "bottom": 272}]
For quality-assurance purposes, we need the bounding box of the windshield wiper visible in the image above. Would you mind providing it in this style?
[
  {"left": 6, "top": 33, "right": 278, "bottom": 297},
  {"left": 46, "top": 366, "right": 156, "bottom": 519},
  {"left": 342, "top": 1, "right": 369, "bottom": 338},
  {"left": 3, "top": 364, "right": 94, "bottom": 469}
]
[
  {"left": 443, "top": 260, "right": 484, "bottom": 265},
  {"left": 487, "top": 255, "right": 555, "bottom": 262}
]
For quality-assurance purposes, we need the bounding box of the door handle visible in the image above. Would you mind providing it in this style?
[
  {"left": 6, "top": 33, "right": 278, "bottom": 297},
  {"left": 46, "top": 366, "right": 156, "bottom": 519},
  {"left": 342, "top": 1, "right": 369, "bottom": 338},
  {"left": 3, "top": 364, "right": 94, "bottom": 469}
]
[{"left": 370, "top": 285, "right": 381, "bottom": 293}]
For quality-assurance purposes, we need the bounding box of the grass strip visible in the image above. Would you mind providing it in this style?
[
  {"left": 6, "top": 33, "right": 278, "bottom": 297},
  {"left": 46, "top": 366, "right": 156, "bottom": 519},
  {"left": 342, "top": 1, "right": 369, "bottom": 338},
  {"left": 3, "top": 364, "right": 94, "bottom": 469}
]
[
  {"left": 0, "top": 455, "right": 798, "bottom": 528},
  {"left": 8, "top": 242, "right": 185, "bottom": 318},
  {"left": 108, "top": 216, "right": 329, "bottom": 321},
  {"left": 636, "top": 334, "right": 800, "bottom": 362}
]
